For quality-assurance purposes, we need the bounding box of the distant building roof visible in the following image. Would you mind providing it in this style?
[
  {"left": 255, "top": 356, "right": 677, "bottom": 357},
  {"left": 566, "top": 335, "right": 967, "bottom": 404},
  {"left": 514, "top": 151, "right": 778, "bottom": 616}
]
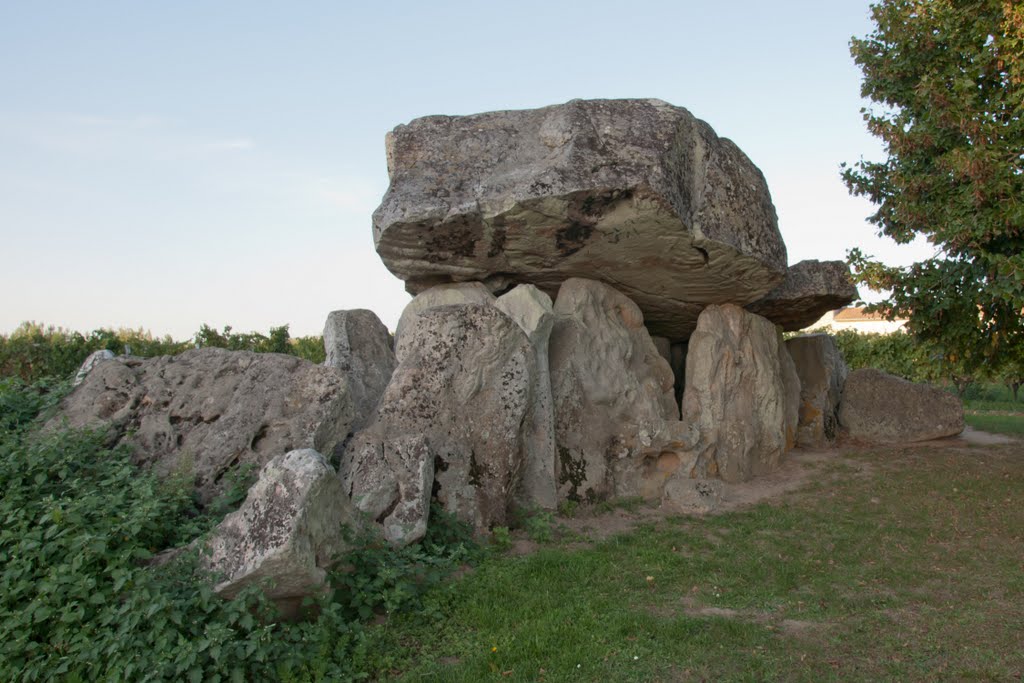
[{"left": 831, "top": 306, "right": 906, "bottom": 323}]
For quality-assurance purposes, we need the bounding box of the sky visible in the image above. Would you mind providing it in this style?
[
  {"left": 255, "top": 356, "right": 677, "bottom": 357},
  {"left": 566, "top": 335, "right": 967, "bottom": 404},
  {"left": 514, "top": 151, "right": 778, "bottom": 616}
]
[{"left": 0, "top": 0, "right": 935, "bottom": 339}]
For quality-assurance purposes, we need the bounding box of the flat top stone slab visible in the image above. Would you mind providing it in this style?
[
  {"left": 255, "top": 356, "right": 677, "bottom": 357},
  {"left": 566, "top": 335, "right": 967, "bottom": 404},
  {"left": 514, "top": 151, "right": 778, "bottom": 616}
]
[
  {"left": 746, "top": 260, "right": 858, "bottom": 331},
  {"left": 373, "top": 98, "right": 788, "bottom": 341}
]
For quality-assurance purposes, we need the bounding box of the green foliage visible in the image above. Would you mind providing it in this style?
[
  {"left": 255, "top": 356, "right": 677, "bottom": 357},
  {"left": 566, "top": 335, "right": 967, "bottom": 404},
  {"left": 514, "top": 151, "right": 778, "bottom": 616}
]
[
  {"left": 0, "top": 379, "right": 479, "bottom": 682},
  {"left": 0, "top": 321, "right": 329, "bottom": 382},
  {"left": 843, "top": 0, "right": 1024, "bottom": 378}
]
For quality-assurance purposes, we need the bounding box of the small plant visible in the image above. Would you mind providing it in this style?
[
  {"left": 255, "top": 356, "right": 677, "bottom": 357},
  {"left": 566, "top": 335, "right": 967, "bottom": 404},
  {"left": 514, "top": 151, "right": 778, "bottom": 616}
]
[
  {"left": 490, "top": 526, "right": 512, "bottom": 552},
  {"left": 520, "top": 509, "right": 555, "bottom": 543},
  {"left": 557, "top": 499, "right": 579, "bottom": 518}
]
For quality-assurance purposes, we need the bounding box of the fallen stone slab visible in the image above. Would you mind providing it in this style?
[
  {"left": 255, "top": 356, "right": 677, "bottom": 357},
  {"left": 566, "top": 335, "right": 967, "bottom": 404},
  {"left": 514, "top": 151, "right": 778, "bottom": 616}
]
[
  {"left": 373, "top": 98, "right": 788, "bottom": 340},
  {"left": 205, "top": 449, "right": 358, "bottom": 610},
  {"left": 838, "top": 368, "right": 964, "bottom": 443},
  {"left": 47, "top": 348, "right": 353, "bottom": 504},
  {"left": 746, "top": 259, "right": 858, "bottom": 331}
]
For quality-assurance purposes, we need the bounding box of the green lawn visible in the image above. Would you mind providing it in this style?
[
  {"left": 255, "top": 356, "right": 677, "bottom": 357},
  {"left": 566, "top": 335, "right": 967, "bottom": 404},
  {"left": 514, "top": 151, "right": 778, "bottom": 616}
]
[
  {"left": 367, "top": 444, "right": 1024, "bottom": 682},
  {"left": 965, "top": 412, "right": 1024, "bottom": 435}
]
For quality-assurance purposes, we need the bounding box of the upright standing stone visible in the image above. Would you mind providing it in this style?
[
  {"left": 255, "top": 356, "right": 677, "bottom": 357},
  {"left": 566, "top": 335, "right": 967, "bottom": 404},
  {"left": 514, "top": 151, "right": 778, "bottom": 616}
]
[
  {"left": 778, "top": 337, "right": 802, "bottom": 451},
  {"left": 373, "top": 98, "right": 788, "bottom": 340},
  {"left": 340, "top": 304, "right": 534, "bottom": 542},
  {"left": 393, "top": 282, "right": 496, "bottom": 356},
  {"left": 73, "top": 349, "right": 115, "bottom": 386},
  {"left": 681, "top": 304, "right": 786, "bottom": 482},
  {"left": 785, "top": 334, "right": 848, "bottom": 448},
  {"left": 549, "top": 278, "right": 679, "bottom": 502},
  {"left": 495, "top": 285, "right": 557, "bottom": 510},
  {"left": 323, "top": 309, "right": 397, "bottom": 431}
]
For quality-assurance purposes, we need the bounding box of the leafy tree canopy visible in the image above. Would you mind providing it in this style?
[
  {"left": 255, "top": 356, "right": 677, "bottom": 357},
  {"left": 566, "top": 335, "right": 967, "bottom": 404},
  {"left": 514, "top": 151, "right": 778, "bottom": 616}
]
[{"left": 843, "top": 0, "right": 1024, "bottom": 374}]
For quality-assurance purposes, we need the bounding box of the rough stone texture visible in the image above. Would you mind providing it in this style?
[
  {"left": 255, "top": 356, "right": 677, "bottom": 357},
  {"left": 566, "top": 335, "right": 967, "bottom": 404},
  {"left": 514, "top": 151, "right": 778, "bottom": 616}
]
[
  {"left": 495, "top": 284, "right": 557, "bottom": 510},
  {"left": 839, "top": 368, "right": 965, "bottom": 443},
  {"left": 549, "top": 278, "right": 681, "bottom": 502},
  {"left": 340, "top": 433, "right": 433, "bottom": 545},
  {"left": 323, "top": 309, "right": 397, "bottom": 431},
  {"left": 651, "top": 336, "right": 672, "bottom": 367},
  {"left": 785, "top": 334, "right": 847, "bottom": 449},
  {"left": 47, "top": 348, "right": 352, "bottom": 503},
  {"left": 661, "top": 476, "right": 723, "bottom": 515},
  {"left": 341, "top": 304, "right": 534, "bottom": 542},
  {"left": 681, "top": 304, "right": 786, "bottom": 482},
  {"left": 778, "top": 338, "right": 802, "bottom": 451},
  {"left": 205, "top": 449, "right": 357, "bottom": 605},
  {"left": 393, "top": 282, "right": 495, "bottom": 357},
  {"left": 374, "top": 98, "right": 788, "bottom": 341},
  {"left": 73, "top": 349, "right": 115, "bottom": 386},
  {"left": 746, "top": 259, "right": 858, "bottom": 331}
]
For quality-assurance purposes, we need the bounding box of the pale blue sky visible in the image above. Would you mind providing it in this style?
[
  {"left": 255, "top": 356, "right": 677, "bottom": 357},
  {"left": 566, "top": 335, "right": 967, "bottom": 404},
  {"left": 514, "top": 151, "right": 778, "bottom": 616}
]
[{"left": 0, "top": 1, "right": 931, "bottom": 338}]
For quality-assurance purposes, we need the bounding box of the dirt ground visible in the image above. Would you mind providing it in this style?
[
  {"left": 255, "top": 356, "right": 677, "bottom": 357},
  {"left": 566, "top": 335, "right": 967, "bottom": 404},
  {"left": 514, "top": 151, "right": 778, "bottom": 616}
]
[{"left": 508, "top": 427, "right": 1018, "bottom": 554}]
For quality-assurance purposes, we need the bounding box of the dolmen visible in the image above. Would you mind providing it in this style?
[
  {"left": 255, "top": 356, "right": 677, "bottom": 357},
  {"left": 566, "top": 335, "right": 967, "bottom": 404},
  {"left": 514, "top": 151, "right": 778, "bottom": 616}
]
[{"left": 51, "top": 98, "right": 964, "bottom": 608}]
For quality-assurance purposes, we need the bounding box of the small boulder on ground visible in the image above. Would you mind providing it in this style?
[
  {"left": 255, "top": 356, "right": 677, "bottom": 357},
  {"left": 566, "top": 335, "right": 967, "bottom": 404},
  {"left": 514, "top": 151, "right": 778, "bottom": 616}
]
[
  {"left": 46, "top": 348, "right": 353, "bottom": 504},
  {"left": 205, "top": 449, "right": 359, "bottom": 611},
  {"left": 373, "top": 98, "right": 788, "bottom": 340},
  {"left": 838, "top": 368, "right": 965, "bottom": 443}
]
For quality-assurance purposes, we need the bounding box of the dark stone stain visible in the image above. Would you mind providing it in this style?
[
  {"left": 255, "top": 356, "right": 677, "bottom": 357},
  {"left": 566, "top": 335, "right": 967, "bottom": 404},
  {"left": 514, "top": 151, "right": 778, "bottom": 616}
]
[
  {"left": 487, "top": 224, "right": 507, "bottom": 258},
  {"left": 554, "top": 221, "right": 594, "bottom": 257},
  {"left": 694, "top": 245, "right": 710, "bottom": 265}
]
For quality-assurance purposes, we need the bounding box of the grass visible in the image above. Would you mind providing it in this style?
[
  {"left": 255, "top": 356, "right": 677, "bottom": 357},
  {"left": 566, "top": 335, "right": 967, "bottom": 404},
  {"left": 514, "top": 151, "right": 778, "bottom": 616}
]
[
  {"left": 965, "top": 412, "right": 1024, "bottom": 435},
  {"left": 366, "top": 443, "right": 1024, "bottom": 682}
]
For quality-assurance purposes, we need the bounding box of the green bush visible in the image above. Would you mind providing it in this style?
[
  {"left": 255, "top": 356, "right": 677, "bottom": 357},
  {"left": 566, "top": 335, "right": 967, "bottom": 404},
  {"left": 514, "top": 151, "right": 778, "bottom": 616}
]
[
  {"left": 0, "top": 322, "right": 329, "bottom": 382},
  {"left": 0, "top": 379, "right": 478, "bottom": 682}
]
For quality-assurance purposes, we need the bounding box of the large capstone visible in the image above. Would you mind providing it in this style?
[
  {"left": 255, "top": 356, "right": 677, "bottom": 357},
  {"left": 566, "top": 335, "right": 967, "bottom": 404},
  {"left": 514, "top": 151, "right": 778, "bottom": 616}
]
[
  {"left": 340, "top": 304, "right": 534, "bottom": 542},
  {"left": 47, "top": 348, "right": 352, "bottom": 504},
  {"left": 681, "top": 304, "right": 787, "bottom": 482},
  {"left": 746, "top": 259, "right": 858, "bottom": 331},
  {"left": 374, "top": 98, "right": 788, "bottom": 341},
  {"left": 785, "top": 334, "right": 848, "bottom": 448},
  {"left": 323, "top": 309, "right": 396, "bottom": 431},
  {"left": 205, "top": 449, "right": 358, "bottom": 609},
  {"left": 549, "top": 278, "right": 681, "bottom": 502},
  {"left": 838, "top": 368, "right": 965, "bottom": 443}
]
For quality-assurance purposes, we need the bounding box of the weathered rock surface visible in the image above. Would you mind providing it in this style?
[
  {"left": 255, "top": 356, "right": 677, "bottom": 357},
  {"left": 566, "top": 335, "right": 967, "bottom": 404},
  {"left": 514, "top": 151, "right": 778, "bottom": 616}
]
[
  {"left": 778, "top": 338, "right": 802, "bottom": 451},
  {"left": 661, "top": 475, "right": 723, "bottom": 515},
  {"left": 341, "top": 304, "right": 534, "bottom": 542},
  {"left": 838, "top": 368, "right": 965, "bottom": 443},
  {"left": 549, "top": 278, "right": 681, "bottom": 502},
  {"left": 681, "top": 304, "right": 786, "bottom": 482},
  {"left": 495, "top": 284, "right": 557, "bottom": 510},
  {"left": 205, "top": 449, "right": 357, "bottom": 606},
  {"left": 393, "top": 282, "right": 495, "bottom": 356},
  {"left": 374, "top": 98, "right": 788, "bottom": 340},
  {"left": 746, "top": 259, "right": 858, "bottom": 331},
  {"left": 340, "top": 433, "right": 433, "bottom": 545},
  {"left": 323, "top": 309, "right": 397, "bottom": 431},
  {"left": 73, "top": 349, "right": 115, "bottom": 386},
  {"left": 47, "top": 348, "right": 352, "bottom": 503},
  {"left": 785, "top": 334, "right": 847, "bottom": 448}
]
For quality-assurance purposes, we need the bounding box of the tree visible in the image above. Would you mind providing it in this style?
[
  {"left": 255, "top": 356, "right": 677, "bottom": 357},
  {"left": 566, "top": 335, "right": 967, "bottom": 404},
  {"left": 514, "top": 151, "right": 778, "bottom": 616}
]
[{"left": 842, "top": 0, "right": 1024, "bottom": 378}]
